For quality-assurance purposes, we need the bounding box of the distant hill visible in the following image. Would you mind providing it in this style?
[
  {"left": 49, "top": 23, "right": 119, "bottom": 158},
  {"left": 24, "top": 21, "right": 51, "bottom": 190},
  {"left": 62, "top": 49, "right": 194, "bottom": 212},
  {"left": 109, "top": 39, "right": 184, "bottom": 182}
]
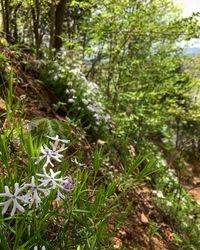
[{"left": 184, "top": 47, "right": 200, "bottom": 57}]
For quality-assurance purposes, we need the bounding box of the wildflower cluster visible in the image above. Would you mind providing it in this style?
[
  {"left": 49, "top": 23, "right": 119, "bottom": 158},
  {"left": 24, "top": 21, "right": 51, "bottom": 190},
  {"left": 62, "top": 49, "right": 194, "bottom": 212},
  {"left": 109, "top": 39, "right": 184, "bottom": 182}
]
[
  {"left": 67, "top": 65, "right": 114, "bottom": 132},
  {"left": 153, "top": 168, "right": 187, "bottom": 207},
  {"left": 153, "top": 165, "right": 200, "bottom": 241},
  {"left": 41, "top": 56, "right": 114, "bottom": 134},
  {"left": 0, "top": 135, "right": 74, "bottom": 216}
]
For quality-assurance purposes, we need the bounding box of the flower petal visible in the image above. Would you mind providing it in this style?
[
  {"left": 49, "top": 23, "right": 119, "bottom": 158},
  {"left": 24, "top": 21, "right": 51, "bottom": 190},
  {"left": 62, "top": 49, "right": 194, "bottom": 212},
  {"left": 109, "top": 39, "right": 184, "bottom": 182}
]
[
  {"left": 14, "top": 199, "right": 25, "bottom": 213},
  {"left": 1, "top": 200, "right": 12, "bottom": 215}
]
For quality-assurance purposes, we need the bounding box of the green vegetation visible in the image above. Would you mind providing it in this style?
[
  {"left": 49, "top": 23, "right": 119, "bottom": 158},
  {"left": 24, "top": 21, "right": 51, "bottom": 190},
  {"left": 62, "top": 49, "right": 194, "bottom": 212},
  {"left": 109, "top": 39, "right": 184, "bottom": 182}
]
[{"left": 0, "top": 0, "right": 200, "bottom": 249}]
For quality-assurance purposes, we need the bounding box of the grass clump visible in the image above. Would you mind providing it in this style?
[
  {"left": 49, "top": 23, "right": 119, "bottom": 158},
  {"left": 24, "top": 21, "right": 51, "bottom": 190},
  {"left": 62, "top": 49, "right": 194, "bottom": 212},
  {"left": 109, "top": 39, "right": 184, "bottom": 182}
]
[{"left": 0, "top": 73, "right": 157, "bottom": 249}]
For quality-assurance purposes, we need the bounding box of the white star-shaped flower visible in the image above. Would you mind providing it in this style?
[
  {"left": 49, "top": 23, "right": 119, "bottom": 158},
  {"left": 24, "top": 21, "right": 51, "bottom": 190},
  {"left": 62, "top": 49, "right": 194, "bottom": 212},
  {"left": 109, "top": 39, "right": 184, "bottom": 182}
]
[
  {"left": 47, "top": 135, "right": 69, "bottom": 155},
  {"left": 46, "top": 134, "right": 70, "bottom": 146},
  {"left": 56, "top": 178, "right": 75, "bottom": 200},
  {"left": 24, "top": 176, "right": 50, "bottom": 208},
  {"left": 71, "top": 158, "right": 86, "bottom": 167},
  {"left": 0, "top": 183, "right": 27, "bottom": 216},
  {"left": 37, "top": 168, "right": 63, "bottom": 190},
  {"left": 35, "top": 143, "right": 66, "bottom": 167}
]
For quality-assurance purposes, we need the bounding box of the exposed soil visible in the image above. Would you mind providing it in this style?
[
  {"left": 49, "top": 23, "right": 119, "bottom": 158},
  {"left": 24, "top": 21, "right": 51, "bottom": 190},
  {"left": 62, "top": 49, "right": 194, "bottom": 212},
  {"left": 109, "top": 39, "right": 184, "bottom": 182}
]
[
  {"left": 185, "top": 175, "right": 200, "bottom": 205},
  {"left": 0, "top": 46, "right": 59, "bottom": 119},
  {"left": 110, "top": 184, "right": 177, "bottom": 250}
]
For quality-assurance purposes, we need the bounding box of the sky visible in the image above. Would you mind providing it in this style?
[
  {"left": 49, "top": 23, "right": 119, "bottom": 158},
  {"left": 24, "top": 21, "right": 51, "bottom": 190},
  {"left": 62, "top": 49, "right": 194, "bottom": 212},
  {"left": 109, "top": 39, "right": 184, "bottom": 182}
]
[
  {"left": 175, "top": 0, "right": 200, "bottom": 47},
  {"left": 175, "top": 0, "right": 200, "bottom": 17}
]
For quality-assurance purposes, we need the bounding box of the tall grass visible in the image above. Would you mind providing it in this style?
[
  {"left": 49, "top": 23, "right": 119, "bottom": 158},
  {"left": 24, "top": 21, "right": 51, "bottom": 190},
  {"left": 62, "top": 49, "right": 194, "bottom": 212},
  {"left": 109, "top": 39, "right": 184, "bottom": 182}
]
[{"left": 0, "top": 72, "right": 157, "bottom": 249}]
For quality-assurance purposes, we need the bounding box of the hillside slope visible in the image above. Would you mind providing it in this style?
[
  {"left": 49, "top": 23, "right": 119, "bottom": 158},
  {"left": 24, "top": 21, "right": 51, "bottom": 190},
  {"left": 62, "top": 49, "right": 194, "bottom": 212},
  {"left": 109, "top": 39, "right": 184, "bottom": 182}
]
[{"left": 0, "top": 45, "right": 199, "bottom": 250}]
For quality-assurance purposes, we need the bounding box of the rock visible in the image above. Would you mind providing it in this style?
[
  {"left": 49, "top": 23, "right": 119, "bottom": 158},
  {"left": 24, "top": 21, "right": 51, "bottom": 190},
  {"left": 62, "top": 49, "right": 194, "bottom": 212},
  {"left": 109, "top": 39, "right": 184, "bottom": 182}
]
[
  {"left": 140, "top": 212, "right": 149, "bottom": 224},
  {"left": 112, "top": 237, "right": 123, "bottom": 249},
  {"left": 150, "top": 237, "right": 167, "bottom": 250},
  {"left": 0, "top": 98, "right": 6, "bottom": 111}
]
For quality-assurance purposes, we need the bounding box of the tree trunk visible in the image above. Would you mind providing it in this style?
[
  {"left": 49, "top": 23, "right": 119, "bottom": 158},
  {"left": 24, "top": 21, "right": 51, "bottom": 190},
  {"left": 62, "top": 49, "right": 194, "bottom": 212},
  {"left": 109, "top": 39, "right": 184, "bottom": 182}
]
[
  {"left": 0, "top": 0, "right": 5, "bottom": 33},
  {"left": 49, "top": 0, "right": 55, "bottom": 53},
  {"left": 32, "top": 0, "right": 40, "bottom": 58},
  {"left": 11, "top": 3, "right": 21, "bottom": 42},
  {"left": 53, "top": 0, "right": 67, "bottom": 50},
  {"left": 1, "top": 0, "right": 11, "bottom": 41}
]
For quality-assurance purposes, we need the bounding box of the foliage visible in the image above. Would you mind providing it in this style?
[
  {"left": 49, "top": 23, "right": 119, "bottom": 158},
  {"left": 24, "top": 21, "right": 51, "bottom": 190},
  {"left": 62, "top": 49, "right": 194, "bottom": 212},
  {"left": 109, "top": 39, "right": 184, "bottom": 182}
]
[
  {"left": 153, "top": 166, "right": 200, "bottom": 249},
  {"left": 40, "top": 54, "right": 114, "bottom": 138},
  {"left": 29, "top": 117, "right": 73, "bottom": 140},
  {"left": 0, "top": 75, "right": 158, "bottom": 249},
  {"left": 1, "top": 0, "right": 200, "bottom": 248}
]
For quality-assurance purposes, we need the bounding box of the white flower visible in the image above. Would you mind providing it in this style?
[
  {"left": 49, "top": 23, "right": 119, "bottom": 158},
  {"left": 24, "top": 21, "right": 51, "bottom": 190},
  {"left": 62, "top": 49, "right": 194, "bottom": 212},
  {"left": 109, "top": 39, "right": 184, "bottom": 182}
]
[
  {"left": 20, "top": 94, "right": 26, "bottom": 101},
  {"left": 0, "top": 183, "right": 27, "bottom": 216},
  {"left": 157, "top": 191, "right": 165, "bottom": 198},
  {"left": 182, "top": 222, "right": 188, "bottom": 228},
  {"left": 34, "top": 246, "right": 46, "bottom": 250},
  {"left": 153, "top": 190, "right": 165, "bottom": 199},
  {"left": 56, "top": 178, "right": 75, "bottom": 200},
  {"left": 166, "top": 201, "right": 172, "bottom": 207},
  {"left": 68, "top": 98, "right": 75, "bottom": 103},
  {"left": 82, "top": 99, "right": 89, "bottom": 105},
  {"left": 188, "top": 214, "right": 194, "bottom": 220},
  {"left": 69, "top": 68, "right": 81, "bottom": 75},
  {"left": 46, "top": 135, "right": 70, "bottom": 145},
  {"left": 87, "top": 81, "right": 98, "bottom": 91},
  {"left": 70, "top": 89, "right": 76, "bottom": 94},
  {"left": 181, "top": 197, "right": 187, "bottom": 203},
  {"left": 37, "top": 168, "right": 63, "bottom": 189},
  {"left": 168, "top": 169, "right": 175, "bottom": 174},
  {"left": 94, "top": 113, "right": 100, "bottom": 120},
  {"left": 96, "top": 121, "right": 100, "bottom": 126},
  {"left": 54, "top": 74, "right": 59, "bottom": 81},
  {"left": 68, "top": 81, "right": 73, "bottom": 86},
  {"left": 87, "top": 105, "right": 95, "bottom": 112},
  {"left": 35, "top": 143, "right": 66, "bottom": 167},
  {"left": 104, "top": 114, "right": 111, "bottom": 121},
  {"left": 71, "top": 158, "right": 85, "bottom": 167},
  {"left": 24, "top": 176, "right": 50, "bottom": 208},
  {"left": 60, "top": 68, "right": 66, "bottom": 73}
]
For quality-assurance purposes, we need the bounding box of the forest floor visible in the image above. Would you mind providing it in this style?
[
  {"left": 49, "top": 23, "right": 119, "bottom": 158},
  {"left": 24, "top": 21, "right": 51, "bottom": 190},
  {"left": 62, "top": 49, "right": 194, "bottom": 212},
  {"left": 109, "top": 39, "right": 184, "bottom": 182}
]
[{"left": 1, "top": 46, "right": 200, "bottom": 250}]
